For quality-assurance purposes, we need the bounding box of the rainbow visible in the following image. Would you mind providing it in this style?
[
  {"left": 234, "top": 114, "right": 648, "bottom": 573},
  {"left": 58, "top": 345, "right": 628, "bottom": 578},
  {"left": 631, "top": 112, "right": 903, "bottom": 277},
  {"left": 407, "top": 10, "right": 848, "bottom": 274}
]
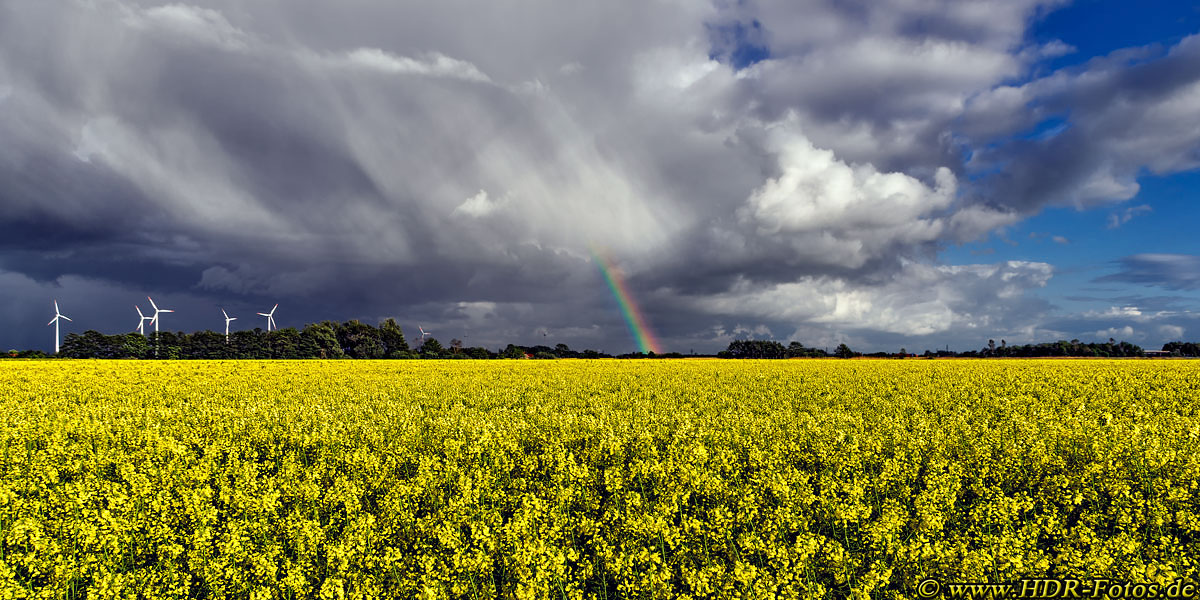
[{"left": 591, "top": 246, "right": 663, "bottom": 355}]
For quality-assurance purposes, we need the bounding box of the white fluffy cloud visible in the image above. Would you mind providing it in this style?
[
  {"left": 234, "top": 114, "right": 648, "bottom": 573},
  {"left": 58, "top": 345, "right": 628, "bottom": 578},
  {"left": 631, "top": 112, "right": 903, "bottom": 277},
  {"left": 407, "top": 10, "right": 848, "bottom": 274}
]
[
  {"left": 452, "top": 190, "right": 505, "bottom": 218},
  {"left": 691, "top": 260, "right": 1053, "bottom": 337},
  {"left": 1159, "top": 324, "right": 1185, "bottom": 340},
  {"left": 1095, "top": 325, "right": 1135, "bottom": 339},
  {"left": 739, "top": 120, "right": 957, "bottom": 269},
  {"left": 328, "top": 48, "right": 492, "bottom": 83}
]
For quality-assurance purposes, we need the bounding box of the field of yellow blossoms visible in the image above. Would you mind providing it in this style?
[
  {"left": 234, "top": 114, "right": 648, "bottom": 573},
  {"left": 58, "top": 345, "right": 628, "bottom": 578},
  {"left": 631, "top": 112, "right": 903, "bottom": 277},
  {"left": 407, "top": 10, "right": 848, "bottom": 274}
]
[{"left": 1, "top": 359, "right": 1198, "bottom": 599}]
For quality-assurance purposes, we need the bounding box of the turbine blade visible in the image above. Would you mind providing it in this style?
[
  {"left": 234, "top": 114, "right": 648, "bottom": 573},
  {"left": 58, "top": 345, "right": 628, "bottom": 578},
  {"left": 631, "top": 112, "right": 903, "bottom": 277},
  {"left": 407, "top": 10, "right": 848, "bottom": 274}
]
[
  {"left": 60, "top": 315, "right": 72, "bottom": 322},
  {"left": 48, "top": 317, "right": 57, "bottom": 326},
  {"left": 136, "top": 306, "right": 145, "bottom": 318},
  {"left": 257, "top": 313, "right": 269, "bottom": 317},
  {"left": 222, "top": 309, "right": 229, "bottom": 319},
  {"left": 54, "top": 300, "right": 60, "bottom": 312},
  {"left": 230, "top": 317, "right": 237, "bottom": 321},
  {"left": 147, "top": 296, "right": 158, "bottom": 311},
  {"left": 161, "top": 309, "right": 174, "bottom": 313}
]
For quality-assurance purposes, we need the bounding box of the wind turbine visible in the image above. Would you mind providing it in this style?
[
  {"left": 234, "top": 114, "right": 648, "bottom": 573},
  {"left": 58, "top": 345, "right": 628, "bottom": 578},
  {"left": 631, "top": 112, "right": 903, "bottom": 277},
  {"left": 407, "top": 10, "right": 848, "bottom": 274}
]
[
  {"left": 147, "top": 296, "right": 173, "bottom": 334},
  {"left": 257, "top": 303, "right": 278, "bottom": 331},
  {"left": 221, "top": 308, "right": 237, "bottom": 342},
  {"left": 146, "top": 296, "right": 174, "bottom": 358},
  {"left": 419, "top": 326, "right": 430, "bottom": 343},
  {"left": 134, "top": 305, "right": 152, "bottom": 335},
  {"left": 47, "top": 300, "right": 72, "bottom": 354}
]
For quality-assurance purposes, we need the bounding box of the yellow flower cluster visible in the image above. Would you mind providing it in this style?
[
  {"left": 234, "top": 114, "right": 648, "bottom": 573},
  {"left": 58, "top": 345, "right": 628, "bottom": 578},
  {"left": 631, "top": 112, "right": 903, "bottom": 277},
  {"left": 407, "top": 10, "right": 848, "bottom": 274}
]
[{"left": 0, "top": 359, "right": 1197, "bottom": 598}]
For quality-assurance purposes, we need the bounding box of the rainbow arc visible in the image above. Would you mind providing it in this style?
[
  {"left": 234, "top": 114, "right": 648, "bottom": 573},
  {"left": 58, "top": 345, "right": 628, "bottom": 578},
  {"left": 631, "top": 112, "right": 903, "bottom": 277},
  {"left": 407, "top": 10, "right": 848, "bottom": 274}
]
[{"left": 590, "top": 246, "right": 663, "bottom": 355}]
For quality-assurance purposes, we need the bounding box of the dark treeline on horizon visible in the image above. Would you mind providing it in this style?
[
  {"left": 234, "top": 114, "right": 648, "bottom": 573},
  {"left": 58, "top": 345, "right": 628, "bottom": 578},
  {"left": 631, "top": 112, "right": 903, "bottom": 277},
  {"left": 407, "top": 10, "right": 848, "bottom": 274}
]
[
  {"left": 967, "top": 338, "right": 1147, "bottom": 358},
  {"left": 716, "top": 338, "right": 1158, "bottom": 359},
  {"left": 717, "top": 340, "right": 835, "bottom": 359},
  {"left": 4, "top": 319, "right": 645, "bottom": 360},
  {"left": 688, "top": 337, "right": 1170, "bottom": 359},
  {"left": 2, "top": 320, "right": 1195, "bottom": 359}
]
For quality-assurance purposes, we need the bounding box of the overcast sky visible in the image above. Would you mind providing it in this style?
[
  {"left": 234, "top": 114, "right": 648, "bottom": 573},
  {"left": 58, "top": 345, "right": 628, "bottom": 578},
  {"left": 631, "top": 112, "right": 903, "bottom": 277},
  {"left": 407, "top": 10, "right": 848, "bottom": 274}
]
[{"left": 3, "top": 0, "right": 1200, "bottom": 354}]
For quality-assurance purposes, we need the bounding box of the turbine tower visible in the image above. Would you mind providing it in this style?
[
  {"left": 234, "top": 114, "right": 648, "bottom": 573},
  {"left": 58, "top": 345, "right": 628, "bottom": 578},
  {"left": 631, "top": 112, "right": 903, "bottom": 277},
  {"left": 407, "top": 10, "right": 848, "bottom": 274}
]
[
  {"left": 146, "top": 296, "right": 174, "bottom": 359},
  {"left": 134, "top": 305, "right": 152, "bottom": 335},
  {"left": 257, "top": 303, "right": 278, "bottom": 331},
  {"left": 147, "top": 296, "right": 174, "bottom": 334},
  {"left": 47, "top": 300, "right": 72, "bottom": 354},
  {"left": 221, "top": 308, "right": 237, "bottom": 342}
]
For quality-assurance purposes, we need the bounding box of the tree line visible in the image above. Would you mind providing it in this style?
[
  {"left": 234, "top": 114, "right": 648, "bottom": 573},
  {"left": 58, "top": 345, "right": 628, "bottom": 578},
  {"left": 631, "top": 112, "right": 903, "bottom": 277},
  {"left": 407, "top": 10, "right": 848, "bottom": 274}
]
[
  {"left": 714, "top": 338, "right": 1156, "bottom": 359},
  {"left": 1161, "top": 341, "right": 1200, "bottom": 357},
  {"left": 5, "top": 324, "right": 1196, "bottom": 359},
  {"left": 716, "top": 340, "right": 838, "bottom": 359},
  {"left": 968, "top": 338, "right": 1146, "bottom": 358},
  {"left": 9, "top": 319, "right": 626, "bottom": 360}
]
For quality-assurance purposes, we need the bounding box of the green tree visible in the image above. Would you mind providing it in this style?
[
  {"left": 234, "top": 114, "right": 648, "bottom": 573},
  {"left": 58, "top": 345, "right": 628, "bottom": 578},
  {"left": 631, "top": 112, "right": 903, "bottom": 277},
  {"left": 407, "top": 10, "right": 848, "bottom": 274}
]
[
  {"left": 300, "top": 322, "right": 343, "bottom": 358},
  {"left": 230, "top": 330, "right": 268, "bottom": 359},
  {"left": 722, "top": 340, "right": 787, "bottom": 359},
  {"left": 378, "top": 318, "right": 409, "bottom": 357},
  {"left": 119, "top": 333, "right": 151, "bottom": 359},
  {"left": 834, "top": 343, "right": 855, "bottom": 359},
  {"left": 268, "top": 328, "right": 302, "bottom": 359},
  {"left": 59, "top": 332, "right": 95, "bottom": 358},
  {"left": 337, "top": 320, "right": 384, "bottom": 359},
  {"left": 420, "top": 337, "right": 444, "bottom": 358},
  {"left": 188, "top": 331, "right": 226, "bottom": 359}
]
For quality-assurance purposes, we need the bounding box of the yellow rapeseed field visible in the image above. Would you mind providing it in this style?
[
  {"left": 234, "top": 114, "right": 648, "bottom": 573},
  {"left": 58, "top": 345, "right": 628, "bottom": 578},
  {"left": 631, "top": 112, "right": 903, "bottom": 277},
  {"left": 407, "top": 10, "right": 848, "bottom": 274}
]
[{"left": 1, "top": 359, "right": 1198, "bottom": 599}]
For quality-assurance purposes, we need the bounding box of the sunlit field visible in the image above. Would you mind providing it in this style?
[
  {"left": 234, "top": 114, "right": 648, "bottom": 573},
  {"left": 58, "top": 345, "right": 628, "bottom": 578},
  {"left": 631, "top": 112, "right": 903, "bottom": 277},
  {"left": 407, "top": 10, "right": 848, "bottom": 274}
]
[{"left": 2, "top": 359, "right": 1198, "bottom": 599}]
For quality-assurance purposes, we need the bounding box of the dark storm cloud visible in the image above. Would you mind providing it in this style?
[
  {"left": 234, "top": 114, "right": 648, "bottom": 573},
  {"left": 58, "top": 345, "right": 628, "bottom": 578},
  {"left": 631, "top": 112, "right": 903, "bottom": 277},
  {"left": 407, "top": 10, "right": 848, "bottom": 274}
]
[
  {"left": 702, "top": 0, "right": 1063, "bottom": 176},
  {"left": 962, "top": 34, "right": 1200, "bottom": 213},
  {"left": 1, "top": 0, "right": 1197, "bottom": 353},
  {"left": 1097, "top": 254, "right": 1200, "bottom": 291}
]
